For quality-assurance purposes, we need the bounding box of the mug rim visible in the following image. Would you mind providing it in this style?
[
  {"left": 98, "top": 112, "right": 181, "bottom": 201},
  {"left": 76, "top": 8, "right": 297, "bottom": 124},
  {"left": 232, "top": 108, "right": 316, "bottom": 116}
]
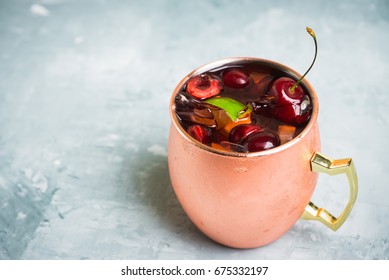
[{"left": 169, "top": 57, "right": 319, "bottom": 158}]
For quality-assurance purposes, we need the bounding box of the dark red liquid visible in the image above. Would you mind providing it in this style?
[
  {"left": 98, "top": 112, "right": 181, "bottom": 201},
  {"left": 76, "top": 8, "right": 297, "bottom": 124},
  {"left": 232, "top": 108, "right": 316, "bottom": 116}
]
[{"left": 174, "top": 61, "right": 312, "bottom": 153}]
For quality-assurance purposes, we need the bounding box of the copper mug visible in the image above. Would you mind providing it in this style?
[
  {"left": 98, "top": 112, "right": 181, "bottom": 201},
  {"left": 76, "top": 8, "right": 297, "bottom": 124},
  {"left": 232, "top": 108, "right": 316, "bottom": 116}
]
[{"left": 168, "top": 57, "right": 358, "bottom": 249}]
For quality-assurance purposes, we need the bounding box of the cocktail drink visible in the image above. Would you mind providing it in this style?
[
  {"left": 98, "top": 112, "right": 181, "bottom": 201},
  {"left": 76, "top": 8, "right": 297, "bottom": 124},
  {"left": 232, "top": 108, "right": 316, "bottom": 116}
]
[
  {"left": 168, "top": 28, "right": 358, "bottom": 248},
  {"left": 174, "top": 61, "right": 312, "bottom": 153}
]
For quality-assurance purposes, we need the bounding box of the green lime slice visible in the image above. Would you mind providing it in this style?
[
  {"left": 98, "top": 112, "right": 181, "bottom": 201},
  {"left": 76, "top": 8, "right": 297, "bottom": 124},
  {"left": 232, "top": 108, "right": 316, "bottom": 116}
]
[{"left": 204, "top": 97, "right": 251, "bottom": 121}]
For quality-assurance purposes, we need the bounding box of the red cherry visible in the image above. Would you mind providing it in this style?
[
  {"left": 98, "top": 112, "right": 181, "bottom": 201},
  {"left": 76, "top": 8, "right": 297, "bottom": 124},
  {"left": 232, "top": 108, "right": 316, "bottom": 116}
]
[
  {"left": 242, "top": 131, "right": 280, "bottom": 152},
  {"left": 186, "top": 74, "right": 222, "bottom": 100},
  {"left": 265, "top": 27, "right": 317, "bottom": 125},
  {"left": 229, "top": 124, "right": 263, "bottom": 144},
  {"left": 186, "top": 125, "right": 211, "bottom": 145},
  {"left": 267, "top": 77, "right": 311, "bottom": 125},
  {"left": 222, "top": 69, "right": 249, "bottom": 89}
]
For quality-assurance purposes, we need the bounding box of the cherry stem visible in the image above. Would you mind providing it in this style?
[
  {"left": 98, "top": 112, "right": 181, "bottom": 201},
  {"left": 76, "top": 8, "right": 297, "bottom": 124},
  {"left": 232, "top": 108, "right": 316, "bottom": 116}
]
[{"left": 290, "top": 27, "right": 317, "bottom": 93}]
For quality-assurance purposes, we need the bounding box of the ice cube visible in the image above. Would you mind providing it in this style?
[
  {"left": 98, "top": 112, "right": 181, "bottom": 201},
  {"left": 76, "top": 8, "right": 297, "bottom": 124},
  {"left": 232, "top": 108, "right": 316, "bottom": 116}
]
[
  {"left": 277, "top": 125, "right": 296, "bottom": 144},
  {"left": 220, "top": 141, "right": 248, "bottom": 153},
  {"left": 247, "top": 75, "right": 274, "bottom": 100},
  {"left": 250, "top": 72, "right": 267, "bottom": 84},
  {"left": 211, "top": 108, "right": 232, "bottom": 130},
  {"left": 175, "top": 110, "right": 217, "bottom": 128},
  {"left": 193, "top": 107, "right": 213, "bottom": 119},
  {"left": 190, "top": 114, "right": 217, "bottom": 128},
  {"left": 174, "top": 92, "right": 201, "bottom": 111}
]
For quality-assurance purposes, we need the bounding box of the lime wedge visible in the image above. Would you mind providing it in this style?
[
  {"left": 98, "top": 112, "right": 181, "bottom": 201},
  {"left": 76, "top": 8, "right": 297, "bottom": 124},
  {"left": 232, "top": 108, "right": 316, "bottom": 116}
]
[{"left": 204, "top": 97, "right": 251, "bottom": 121}]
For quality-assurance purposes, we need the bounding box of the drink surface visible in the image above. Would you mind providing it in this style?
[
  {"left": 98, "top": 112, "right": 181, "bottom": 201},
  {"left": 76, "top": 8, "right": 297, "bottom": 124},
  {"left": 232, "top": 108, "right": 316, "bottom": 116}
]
[{"left": 174, "top": 61, "right": 313, "bottom": 153}]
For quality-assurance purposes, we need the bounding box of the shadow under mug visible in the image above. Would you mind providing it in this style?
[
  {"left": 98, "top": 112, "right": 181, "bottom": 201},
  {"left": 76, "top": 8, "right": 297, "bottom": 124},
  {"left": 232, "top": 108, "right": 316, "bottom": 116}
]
[{"left": 168, "top": 57, "right": 358, "bottom": 249}]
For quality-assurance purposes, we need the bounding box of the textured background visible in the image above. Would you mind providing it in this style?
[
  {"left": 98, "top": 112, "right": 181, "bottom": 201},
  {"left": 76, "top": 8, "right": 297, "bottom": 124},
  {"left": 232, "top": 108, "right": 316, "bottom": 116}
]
[{"left": 0, "top": 0, "right": 388, "bottom": 259}]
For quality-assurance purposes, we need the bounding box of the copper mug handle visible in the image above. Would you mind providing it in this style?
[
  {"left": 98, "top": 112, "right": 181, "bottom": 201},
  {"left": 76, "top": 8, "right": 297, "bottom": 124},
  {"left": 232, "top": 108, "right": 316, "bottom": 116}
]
[{"left": 301, "top": 152, "right": 358, "bottom": 231}]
